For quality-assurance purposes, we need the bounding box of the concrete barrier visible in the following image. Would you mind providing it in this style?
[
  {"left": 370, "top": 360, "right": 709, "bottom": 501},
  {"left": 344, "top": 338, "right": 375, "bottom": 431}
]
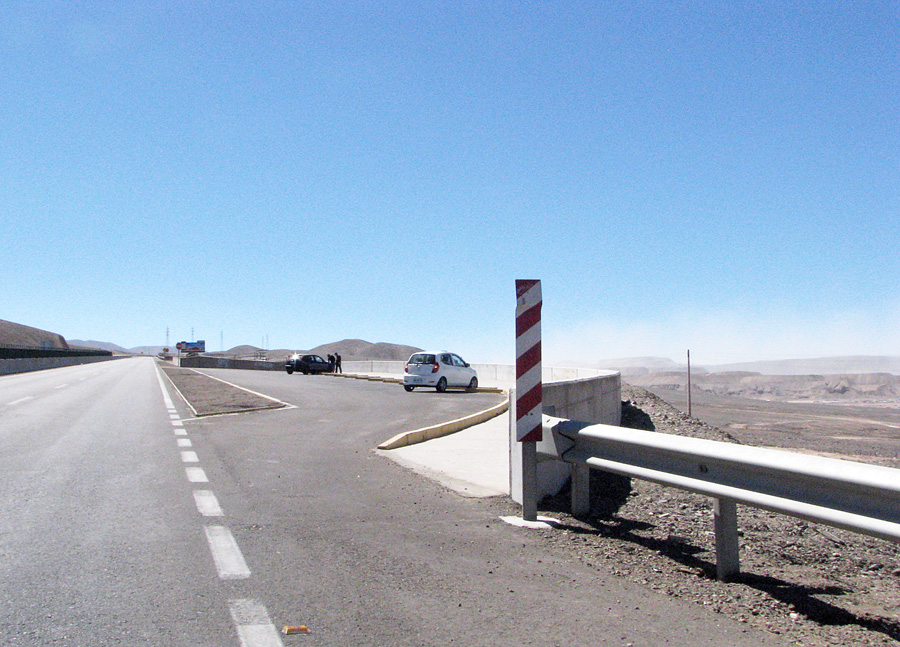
[
  {"left": 0, "top": 355, "right": 125, "bottom": 376},
  {"left": 342, "top": 360, "right": 406, "bottom": 374},
  {"left": 509, "top": 369, "right": 622, "bottom": 504}
]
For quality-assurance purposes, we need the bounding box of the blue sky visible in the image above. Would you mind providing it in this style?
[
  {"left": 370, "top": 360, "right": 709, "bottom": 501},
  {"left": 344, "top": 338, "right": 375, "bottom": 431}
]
[{"left": 2, "top": 1, "right": 897, "bottom": 366}]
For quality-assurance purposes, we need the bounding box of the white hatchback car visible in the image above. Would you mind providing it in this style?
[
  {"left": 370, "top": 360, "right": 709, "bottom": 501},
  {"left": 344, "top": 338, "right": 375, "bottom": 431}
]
[{"left": 403, "top": 352, "right": 478, "bottom": 392}]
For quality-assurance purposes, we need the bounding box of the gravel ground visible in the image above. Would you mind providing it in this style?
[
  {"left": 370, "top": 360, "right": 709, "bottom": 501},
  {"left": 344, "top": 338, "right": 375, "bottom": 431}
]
[
  {"left": 158, "top": 363, "right": 287, "bottom": 415},
  {"left": 505, "top": 384, "right": 900, "bottom": 646}
]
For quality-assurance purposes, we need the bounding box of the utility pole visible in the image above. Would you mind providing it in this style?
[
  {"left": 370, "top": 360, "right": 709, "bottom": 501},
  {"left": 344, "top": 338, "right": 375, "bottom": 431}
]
[{"left": 687, "top": 349, "right": 693, "bottom": 417}]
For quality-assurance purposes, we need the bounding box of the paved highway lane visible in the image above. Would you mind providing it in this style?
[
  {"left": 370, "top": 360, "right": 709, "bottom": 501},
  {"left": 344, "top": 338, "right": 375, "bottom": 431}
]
[{"left": 0, "top": 358, "right": 243, "bottom": 646}]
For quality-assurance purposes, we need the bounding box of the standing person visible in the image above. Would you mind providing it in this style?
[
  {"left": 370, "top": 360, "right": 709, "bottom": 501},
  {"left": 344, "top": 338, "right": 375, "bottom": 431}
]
[{"left": 335, "top": 352, "right": 342, "bottom": 374}]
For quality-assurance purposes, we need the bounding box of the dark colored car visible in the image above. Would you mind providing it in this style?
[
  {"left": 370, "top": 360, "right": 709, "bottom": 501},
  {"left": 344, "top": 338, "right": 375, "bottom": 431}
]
[{"left": 285, "top": 353, "right": 332, "bottom": 375}]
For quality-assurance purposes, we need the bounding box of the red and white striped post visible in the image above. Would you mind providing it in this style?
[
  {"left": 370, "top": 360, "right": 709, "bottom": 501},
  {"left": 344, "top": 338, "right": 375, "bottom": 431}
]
[
  {"left": 516, "top": 280, "right": 543, "bottom": 442},
  {"left": 515, "top": 279, "right": 542, "bottom": 520}
]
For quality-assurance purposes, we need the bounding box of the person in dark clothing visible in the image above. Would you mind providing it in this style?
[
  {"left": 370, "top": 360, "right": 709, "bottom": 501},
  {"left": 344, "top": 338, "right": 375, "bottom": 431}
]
[
  {"left": 327, "top": 354, "right": 335, "bottom": 371},
  {"left": 334, "top": 352, "right": 342, "bottom": 374}
]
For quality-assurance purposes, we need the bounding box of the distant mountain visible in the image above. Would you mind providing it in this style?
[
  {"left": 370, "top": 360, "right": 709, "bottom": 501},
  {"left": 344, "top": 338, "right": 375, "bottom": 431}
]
[
  {"left": 702, "top": 356, "right": 900, "bottom": 376},
  {"left": 593, "top": 355, "right": 900, "bottom": 377},
  {"left": 309, "top": 339, "right": 422, "bottom": 361},
  {"left": 2, "top": 323, "right": 421, "bottom": 362},
  {"left": 592, "top": 356, "right": 687, "bottom": 377},
  {"left": 68, "top": 339, "right": 130, "bottom": 353},
  {"left": 129, "top": 346, "right": 167, "bottom": 356},
  {"left": 211, "top": 339, "right": 423, "bottom": 363}
]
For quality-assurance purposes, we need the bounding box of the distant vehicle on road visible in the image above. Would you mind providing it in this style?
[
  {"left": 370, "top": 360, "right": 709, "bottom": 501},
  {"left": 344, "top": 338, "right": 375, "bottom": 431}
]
[
  {"left": 403, "top": 352, "right": 478, "bottom": 392},
  {"left": 285, "top": 353, "right": 332, "bottom": 375}
]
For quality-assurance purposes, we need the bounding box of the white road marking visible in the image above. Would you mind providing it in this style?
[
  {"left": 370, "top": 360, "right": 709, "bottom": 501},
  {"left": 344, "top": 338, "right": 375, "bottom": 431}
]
[
  {"left": 55, "top": 383, "right": 68, "bottom": 389},
  {"left": 171, "top": 420, "right": 184, "bottom": 427},
  {"left": 181, "top": 450, "right": 199, "bottom": 463},
  {"left": 193, "top": 490, "right": 224, "bottom": 517},
  {"left": 500, "top": 515, "right": 562, "bottom": 529},
  {"left": 6, "top": 397, "right": 34, "bottom": 406},
  {"left": 186, "top": 467, "right": 208, "bottom": 482},
  {"left": 174, "top": 428, "right": 188, "bottom": 436},
  {"left": 154, "top": 367, "right": 176, "bottom": 409},
  {"left": 229, "top": 599, "right": 284, "bottom": 647},
  {"left": 205, "top": 526, "right": 251, "bottom": 579},
  {"left": 177, "top": 438, "right": 192, "bottom": 448}
]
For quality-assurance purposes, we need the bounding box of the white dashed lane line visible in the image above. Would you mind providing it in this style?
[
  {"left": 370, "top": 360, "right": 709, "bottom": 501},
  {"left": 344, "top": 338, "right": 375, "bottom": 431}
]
[
  {"left": 204, "top": 525, "right": 251, "bottom": 579},
  {"left": 229, "top": 599, "right": 285, "bottom": 647},
  {"left": 155, "top": 363, "right": 285, "bottom": 646},
  {"left": 6, "top": 396, "right": 34, "bottom": 406},
  {"left": 193, "top": 490, "right": 225, "bottom": 517},
  {"left": 186, "top": 467, "right": 209, "bottom": 483}
]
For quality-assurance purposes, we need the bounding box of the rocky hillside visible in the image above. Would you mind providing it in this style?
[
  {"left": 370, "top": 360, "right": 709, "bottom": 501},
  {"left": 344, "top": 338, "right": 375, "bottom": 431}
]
[
  {"left": 310, "top": 339, "right": 422, "bottom": 361},
  {"left": 0, "top": 319, "right": 68, "bottom": 349}
]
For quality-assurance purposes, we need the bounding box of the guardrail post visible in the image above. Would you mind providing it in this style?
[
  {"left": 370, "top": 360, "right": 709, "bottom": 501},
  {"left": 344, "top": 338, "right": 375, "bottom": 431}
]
[
  {"left": 522, "top": 441, "right": 538, "bottom": 521},
  {"left": 571, "top": 463, "right": 590, "bottom": 516},
  {"left": 713, "top": 497, "right": 740, "bottom": 581}
]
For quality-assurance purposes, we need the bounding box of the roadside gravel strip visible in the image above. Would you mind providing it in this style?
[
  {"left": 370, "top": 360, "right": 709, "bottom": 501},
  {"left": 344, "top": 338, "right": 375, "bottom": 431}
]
[{"left": 158, "top": 363, "right": 287, "bottom": 416}]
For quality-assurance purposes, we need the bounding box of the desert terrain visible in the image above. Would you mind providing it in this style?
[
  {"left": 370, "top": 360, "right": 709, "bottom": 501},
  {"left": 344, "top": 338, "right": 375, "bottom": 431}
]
[{"left": 631, "top": 372, "right": 900, "bottom": 468}]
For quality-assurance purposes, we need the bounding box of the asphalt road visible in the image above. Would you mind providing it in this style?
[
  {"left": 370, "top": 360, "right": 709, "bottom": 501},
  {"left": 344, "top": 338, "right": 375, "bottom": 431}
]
[{"left": 0, "top": 358, "right": 793, "bottom": 646}]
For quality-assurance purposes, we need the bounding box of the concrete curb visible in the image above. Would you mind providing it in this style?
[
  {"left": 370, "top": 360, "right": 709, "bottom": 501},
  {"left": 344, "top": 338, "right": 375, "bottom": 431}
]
[{"left": 377, "top": 397, "right": 510, "bottom": 450}]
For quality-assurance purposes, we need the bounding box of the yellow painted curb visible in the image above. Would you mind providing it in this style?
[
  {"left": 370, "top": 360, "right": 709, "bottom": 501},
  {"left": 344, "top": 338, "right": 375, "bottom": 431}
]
[{"left": 377, "top": 397, "right": 509, "bottom": 450}]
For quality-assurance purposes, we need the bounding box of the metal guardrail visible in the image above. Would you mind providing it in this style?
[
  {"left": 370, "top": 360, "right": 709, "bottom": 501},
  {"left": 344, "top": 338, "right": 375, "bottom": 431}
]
[
  {"left": 0, "top": 344, "right": 113, "bottom": 359},
  {"left": 535, "top": 415, "right": 900, "bottom": 580}
]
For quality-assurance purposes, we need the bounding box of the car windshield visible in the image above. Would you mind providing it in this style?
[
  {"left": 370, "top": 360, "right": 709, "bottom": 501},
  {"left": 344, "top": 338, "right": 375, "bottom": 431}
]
[{"left": 409, "top": 354, "right": 435, "bottom": 364}]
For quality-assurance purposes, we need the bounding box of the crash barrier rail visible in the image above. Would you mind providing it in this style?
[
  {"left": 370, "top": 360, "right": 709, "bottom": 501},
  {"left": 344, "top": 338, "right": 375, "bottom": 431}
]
[
  {"left": 534, "top": 415, "right": 900, "bottom": 581},
  {"left": 0, "top": 344, "right": 112, "bottom": 359},
  {"left": 0, "top": 354, "right": 124, "bottom": 376}
]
